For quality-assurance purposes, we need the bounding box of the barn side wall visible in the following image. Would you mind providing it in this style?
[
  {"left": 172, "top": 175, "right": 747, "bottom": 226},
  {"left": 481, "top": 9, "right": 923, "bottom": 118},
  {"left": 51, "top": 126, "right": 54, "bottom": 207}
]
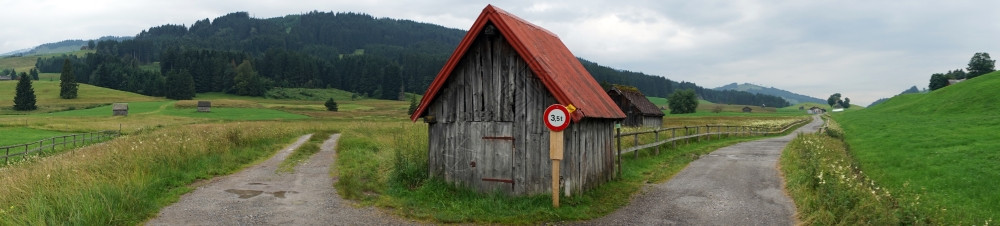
[
  {"left": 425, "top": 27, "right": 616, "bottom": 196},
  {"left": 642, "top": 116, "right": 663, "bottom": 128}
]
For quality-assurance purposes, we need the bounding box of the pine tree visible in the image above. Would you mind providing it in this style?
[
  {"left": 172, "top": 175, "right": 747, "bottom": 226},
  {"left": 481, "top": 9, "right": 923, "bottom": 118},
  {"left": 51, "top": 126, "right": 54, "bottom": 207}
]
[
  {"left": 325, "top": 98, "right": 338, "bottom": 111},
  {"left": 59, "top": 59, "right": 78, "bottom": 99},
  {"left": 30, "top": 68, "right": 39, "bottom": 80},
  {"left": 13, "top": 71, "right": 37, "bottom": 111},
  {"left": 407, "top": 96, "right": 418, "bottom": 115}
]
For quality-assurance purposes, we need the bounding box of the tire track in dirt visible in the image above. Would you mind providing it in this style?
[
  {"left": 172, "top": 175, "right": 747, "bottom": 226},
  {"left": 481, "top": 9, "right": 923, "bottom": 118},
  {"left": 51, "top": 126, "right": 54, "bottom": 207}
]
[{"left": 147, "top": 134, "right": 415, "bottom": 225}]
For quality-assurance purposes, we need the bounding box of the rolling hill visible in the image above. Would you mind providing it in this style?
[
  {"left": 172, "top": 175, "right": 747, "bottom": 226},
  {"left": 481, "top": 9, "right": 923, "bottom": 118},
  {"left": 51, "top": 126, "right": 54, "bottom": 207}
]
[
  {"left": 16, "top": 11, "right": 790, "bottom": 107},
  {"left": 831, "top": 71, "right": 1000, "bottom": 223},
  {"left": 714, "top": 83, "right": 825, "bottom": 105}
]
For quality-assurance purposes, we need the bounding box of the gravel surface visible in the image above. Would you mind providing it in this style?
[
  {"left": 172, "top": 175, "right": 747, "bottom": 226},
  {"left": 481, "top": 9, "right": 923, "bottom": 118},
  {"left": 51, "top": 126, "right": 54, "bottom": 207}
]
[
  {"left": 577, "top": 115, "right": 823, "bottom": 225},
  {"left": 146, "top": 134, "right": 417, "bottom": 225}
]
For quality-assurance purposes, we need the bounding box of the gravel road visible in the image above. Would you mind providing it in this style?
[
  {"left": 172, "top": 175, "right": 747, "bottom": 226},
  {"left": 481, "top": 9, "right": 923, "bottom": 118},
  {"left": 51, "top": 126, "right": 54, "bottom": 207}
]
[
  {"left": 146, "top": 134, "right": 415, "bottom": 225},
  {"left": 577, "top": 115, "right": 823, "bottom": 225}
]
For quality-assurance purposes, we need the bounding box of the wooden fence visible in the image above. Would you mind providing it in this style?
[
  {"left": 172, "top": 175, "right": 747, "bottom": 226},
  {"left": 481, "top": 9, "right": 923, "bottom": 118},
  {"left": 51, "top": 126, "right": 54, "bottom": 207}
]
[
  {"left": 614, "top": 118, "right": 810, "bottom": 175},
  {"left": 1, "top": 130, "right": 119, "bottom": 164}
]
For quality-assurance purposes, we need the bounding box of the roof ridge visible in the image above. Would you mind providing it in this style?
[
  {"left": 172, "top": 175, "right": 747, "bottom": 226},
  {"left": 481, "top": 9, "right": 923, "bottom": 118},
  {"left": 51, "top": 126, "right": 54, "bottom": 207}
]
[{"left": 486, "top": 5, "right": 560, "bottom": 38}]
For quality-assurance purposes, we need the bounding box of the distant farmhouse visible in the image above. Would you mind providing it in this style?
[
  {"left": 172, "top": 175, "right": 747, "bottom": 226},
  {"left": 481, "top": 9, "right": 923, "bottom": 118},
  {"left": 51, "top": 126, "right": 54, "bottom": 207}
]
[
  {"left": 808, "top": 106, "right": 826, "bottom": 114},
  {"left": 112, "top": 103, "right": 128, "bottom": 116},
  {"left": 0, "top": 75, "right": 10, "bottom": 80},
  {"left": 743, "top": 106, "right": 753, "bottom": 113},
  {"left": 197, "top": 101, "right": 211, "bottom": 112},
  {"left": 948, "top": 79, "right": 966, "bottom": 85},
  {"left": 607, "top": 85, "right": 664, "bottom": 128}
]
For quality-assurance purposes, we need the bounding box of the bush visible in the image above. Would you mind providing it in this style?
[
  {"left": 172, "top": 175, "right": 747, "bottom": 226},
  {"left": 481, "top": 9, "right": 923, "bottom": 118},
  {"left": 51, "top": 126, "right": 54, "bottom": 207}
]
[{"left": 325, "top": 98, "right": 338, "bottom": 111}]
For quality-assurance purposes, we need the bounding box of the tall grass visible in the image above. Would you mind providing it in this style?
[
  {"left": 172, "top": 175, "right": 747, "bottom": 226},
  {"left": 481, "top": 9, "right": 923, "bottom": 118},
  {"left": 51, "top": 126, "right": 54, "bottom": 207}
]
[
  {"left": 782, "top": 132, "right": 905, "bottom": 224},
  {"left": 0, "top": 122, "right": 304, "bottom": 224}
]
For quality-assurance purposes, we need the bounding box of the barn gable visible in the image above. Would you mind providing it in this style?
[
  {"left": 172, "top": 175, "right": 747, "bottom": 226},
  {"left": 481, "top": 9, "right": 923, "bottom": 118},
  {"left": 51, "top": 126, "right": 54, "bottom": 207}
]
[{"left": 411, "top": 5, "right": 625, "bottom": 122}]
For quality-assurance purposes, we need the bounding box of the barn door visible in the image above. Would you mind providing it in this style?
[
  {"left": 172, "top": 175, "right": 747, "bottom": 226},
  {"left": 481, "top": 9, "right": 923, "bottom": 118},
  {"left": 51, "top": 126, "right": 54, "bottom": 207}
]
[{"left": 476, "top": 122, "right": 515, "bottom": 192}]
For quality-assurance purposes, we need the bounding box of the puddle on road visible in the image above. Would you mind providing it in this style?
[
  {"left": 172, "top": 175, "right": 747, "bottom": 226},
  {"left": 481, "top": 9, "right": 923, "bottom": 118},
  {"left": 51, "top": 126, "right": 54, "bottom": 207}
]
[
  {"left": 248, "top": 182, "right": 267, "bottom": 185},
  {"left": 225, "top": 189, "right": 298, "bottom": 199},
  {"left": 225, "top": 189, "right": 263, "bottom": 199}
]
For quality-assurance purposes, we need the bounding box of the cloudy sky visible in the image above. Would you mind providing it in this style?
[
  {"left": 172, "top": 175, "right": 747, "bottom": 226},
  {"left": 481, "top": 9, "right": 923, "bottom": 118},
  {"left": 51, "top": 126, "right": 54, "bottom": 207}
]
[{"left": 3, "top": 0, "right": 998, "bottom": 105}]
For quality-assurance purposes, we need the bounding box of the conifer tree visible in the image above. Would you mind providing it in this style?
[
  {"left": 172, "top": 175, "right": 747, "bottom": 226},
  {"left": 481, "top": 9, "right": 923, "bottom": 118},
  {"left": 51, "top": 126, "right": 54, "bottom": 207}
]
[
  {"left": 325, "top": 98, "right": 338, "bottom": 111},
  {"left": 59, "top": 59, "right": 78, "bottom": 99},
  {"left": 13, "top": 71, "right": 37, "bottom": 111}
]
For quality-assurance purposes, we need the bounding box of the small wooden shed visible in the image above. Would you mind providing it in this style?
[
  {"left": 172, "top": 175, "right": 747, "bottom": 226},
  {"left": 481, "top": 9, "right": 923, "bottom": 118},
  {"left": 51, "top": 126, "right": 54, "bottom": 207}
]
[
  {"left": 197, "top": 101, "right": 211, "bottom": 112},
  {"left": 607, "top": 85, "right": 664, "bottom": 128},
  {"left": 411, "top": 5, "right": 626, "bottom": 196},
  {"left": 112, "top": 103, "right": 128, "bottom": 116},
  {"left": 742, "top": 106, "right": 753, "bottom": 113}
]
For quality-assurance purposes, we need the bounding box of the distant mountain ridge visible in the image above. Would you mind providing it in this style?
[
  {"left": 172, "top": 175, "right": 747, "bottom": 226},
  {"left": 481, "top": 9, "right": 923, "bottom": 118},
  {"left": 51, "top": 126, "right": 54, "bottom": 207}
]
[
  {"left": 714, "top": 83, "right": 825, "bottom": 105},
  {"left": 0, "top": 36, "right": 131, "bottom": 57}
]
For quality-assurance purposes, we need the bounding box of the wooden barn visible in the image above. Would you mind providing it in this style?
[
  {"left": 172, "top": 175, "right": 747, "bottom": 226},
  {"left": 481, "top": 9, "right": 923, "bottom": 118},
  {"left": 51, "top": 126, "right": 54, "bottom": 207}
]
[
  {"left": 410, "top": 5, "right": 626, "bottom": 196},
  {"left": 197, "top": 101, "right": 211, "bottom": 112},
  {"left": 112, "top": 103, "right": 128, "bottom": 116},
  {"left": 607, "top": 85, "right": 664, "bottom": 128},
  {"left": 743, "top": 106, "right": 753, "bottom": 113}
]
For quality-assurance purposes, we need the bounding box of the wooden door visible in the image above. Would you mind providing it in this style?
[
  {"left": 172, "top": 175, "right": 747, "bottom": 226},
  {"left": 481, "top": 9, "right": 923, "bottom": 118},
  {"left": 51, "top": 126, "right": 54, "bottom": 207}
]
[{"left": 475, "top": 122, "right": 515, "bottom": 193}]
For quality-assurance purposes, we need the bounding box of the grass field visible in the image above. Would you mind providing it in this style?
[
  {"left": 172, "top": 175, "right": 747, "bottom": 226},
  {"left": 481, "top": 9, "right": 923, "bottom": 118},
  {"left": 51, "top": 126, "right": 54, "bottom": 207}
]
[
  {"left": 647, "top": 96, "right": 813, "bottom": 116},
  {"left": 828, "top": 71, "right": 1000, "bottom": 223},
  {"left": 0, "top": 80, "right": 162, "bottom": 114},
  {"left": 0, "top": 127, "right": 73, "bottom": 147}
]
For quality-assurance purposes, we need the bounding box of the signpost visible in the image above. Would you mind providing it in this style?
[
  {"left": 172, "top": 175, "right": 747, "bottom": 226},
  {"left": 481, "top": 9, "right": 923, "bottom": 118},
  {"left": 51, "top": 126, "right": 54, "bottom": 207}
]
[{"left": 544, "top": 104, "right": 572, "bottom": 208}]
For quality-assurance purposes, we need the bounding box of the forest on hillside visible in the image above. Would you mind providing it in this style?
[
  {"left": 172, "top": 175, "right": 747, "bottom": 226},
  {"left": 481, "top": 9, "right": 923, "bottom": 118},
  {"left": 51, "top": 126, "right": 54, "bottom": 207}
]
[{"left": 33, "top": 11, "right": 788, "bottom": 107}]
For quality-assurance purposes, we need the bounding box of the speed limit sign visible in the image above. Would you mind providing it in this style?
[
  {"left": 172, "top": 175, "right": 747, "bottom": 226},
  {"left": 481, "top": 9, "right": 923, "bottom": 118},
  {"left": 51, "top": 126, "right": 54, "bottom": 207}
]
[{"left": 544, "top": 104, "right": 570, "bottom": 132}]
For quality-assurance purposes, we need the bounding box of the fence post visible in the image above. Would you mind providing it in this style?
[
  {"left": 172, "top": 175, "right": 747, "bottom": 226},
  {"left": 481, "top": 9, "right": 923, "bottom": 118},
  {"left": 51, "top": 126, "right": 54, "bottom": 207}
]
[
  {"left": 73, "top": 134, "right": 77, "bottom": 147},
  {"left": 654, "top": 130, "right": 660, "bottom": 155},
  {"left": 633, "top": 133, "right": 639, "bottom": 159},
  {"left": 672, "top": 128, "right": 677, "bottom": 149},
  {"left": 696, "top": 126, "right": 701, "bottom": 142},
  {"left": 705, "top": 125, "right": 710, "bottom": 141},
  {"left": 51, "top": 137, "right": 56, "bottom": 152},
  {"left": 616, "top": 127, "right": 621, "bottom": 179}
]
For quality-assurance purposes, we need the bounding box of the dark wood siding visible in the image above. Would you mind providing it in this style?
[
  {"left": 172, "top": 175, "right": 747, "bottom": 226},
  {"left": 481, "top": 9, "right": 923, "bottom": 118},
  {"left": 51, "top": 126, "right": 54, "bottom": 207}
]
[{"left": 425, "top": 29, "right": 616, "bottom": 196}]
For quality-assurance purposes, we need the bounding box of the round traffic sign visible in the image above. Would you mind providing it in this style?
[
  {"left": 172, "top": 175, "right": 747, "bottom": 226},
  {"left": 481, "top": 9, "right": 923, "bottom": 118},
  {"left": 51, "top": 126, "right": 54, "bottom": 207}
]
[{"left": 544, "top": 104, "right": 571, "bottom": 131}]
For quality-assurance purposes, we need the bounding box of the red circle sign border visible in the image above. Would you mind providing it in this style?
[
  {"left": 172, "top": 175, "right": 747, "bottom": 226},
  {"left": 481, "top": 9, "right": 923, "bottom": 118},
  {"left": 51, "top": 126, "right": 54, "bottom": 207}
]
[{"left": 544, "top": 104, "right": 571, "bottom": 132}]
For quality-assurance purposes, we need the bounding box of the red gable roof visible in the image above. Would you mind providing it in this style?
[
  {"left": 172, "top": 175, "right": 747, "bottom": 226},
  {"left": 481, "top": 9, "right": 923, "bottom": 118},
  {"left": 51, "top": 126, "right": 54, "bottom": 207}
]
[{"left": 410, "top": 5, "right": 625, "bottom": 122}]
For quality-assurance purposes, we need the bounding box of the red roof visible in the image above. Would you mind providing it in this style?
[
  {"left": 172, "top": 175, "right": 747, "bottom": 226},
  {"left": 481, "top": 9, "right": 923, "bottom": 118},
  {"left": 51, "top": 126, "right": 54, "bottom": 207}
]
[{"left": 410, "top": 5, "right": 625, "bottom": 122}]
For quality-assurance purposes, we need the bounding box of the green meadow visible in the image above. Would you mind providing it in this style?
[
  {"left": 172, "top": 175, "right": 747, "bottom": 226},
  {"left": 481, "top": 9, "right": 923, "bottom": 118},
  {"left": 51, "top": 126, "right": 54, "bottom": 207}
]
[
  {"left": 0, "top": 127, "right": 73, "bottom": 147},
  {"left": 825, "top": 71, "right": 1000, "bottom": 223}
]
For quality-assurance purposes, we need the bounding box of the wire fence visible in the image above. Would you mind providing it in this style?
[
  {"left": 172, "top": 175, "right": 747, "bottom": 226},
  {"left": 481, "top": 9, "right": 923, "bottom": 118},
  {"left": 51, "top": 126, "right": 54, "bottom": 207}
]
[{"left": 2, "top": 130, "right": 120, "bottom": 165}]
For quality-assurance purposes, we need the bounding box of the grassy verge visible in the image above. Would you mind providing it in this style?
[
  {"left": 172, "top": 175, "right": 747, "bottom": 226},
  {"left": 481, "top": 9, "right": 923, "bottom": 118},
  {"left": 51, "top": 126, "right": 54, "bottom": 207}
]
[
  {"left": 278, "top": 130, "right": 337, "bottom": 173},
  {"left": 0, "top": 122, "right": 304, "bottom": 224},
  {"left": 781, "top": 120, "right": 904, "bottom": 224},
  {"left": 335, "top": 120, "right": 807, "bottom": 223}
]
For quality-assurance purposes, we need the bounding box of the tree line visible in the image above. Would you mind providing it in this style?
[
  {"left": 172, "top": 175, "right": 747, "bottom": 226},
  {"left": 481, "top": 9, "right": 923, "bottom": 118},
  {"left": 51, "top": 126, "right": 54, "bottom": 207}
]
[
  {"left": 929, "top": 52, "right": 995, "bottom": 91},
  {"left": 32, "top": 10, "right": 790, "bottom": 107}
]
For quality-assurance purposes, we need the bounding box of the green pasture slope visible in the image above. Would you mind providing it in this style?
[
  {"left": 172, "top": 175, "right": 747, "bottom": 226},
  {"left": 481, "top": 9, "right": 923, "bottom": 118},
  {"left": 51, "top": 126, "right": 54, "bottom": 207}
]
[
  {"left": 832, "top": 71, "right": 1000, "bottom": 223},
  {"left": 46, "top": 101, "right": 307, "bottom": 120}
]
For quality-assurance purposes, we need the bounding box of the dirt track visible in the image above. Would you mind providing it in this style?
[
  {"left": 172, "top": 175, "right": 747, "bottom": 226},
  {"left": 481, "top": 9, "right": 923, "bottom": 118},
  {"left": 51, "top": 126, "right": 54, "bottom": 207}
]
[
  {"left": 146, "top": 134, "right": 413, "bottom": 225},
  {"left": 578, "top": 115, "right": 823, "bottom": 225}
]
